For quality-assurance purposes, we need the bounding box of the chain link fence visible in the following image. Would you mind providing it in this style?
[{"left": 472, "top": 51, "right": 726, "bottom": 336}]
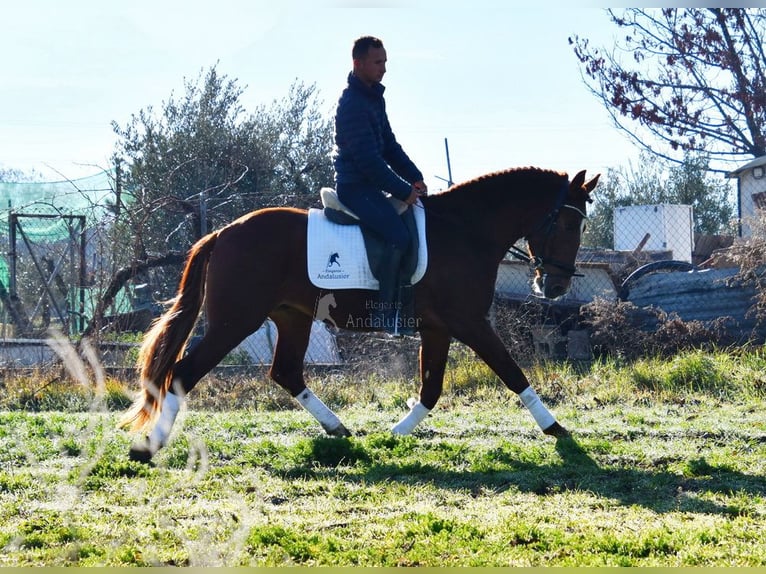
[
  {"left": 503, "top": 195, "right": 765, "bottom": 361},
  {"left": 2, "top": 170, "right": 765, "bottom": 374},
  {"left": 0, "top": 213, "right": 86, "bottom": 338}
]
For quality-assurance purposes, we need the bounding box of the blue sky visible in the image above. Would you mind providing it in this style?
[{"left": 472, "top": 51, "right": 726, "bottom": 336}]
[{"left": 1, "top": 1, "right": 642, "bottom": 188}]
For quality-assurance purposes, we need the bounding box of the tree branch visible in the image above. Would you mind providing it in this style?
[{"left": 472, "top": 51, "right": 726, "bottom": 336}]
[
  {"left": 572, "top": 8, "right": 766, "bottom": 168},
  {"left": 81, "top": 252, "right": 185, "bottom": 339}
]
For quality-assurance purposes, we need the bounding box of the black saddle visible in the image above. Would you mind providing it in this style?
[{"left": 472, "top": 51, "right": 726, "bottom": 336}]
[{"left": 319, "top": 188, "right": 419, "bottom": 283}]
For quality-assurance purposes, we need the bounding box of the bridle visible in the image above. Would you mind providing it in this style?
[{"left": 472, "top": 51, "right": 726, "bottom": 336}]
[
  {"left": 507, "top": 184, "right": 588, "bottom": 279},
  {"left": 412, "top": 178, "right": 588, "bottom": 279}
]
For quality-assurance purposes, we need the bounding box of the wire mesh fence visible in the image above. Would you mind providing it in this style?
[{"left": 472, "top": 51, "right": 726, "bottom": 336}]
[
  {"left": 2, "top": 176, "right": 765, "bottom": 375},
  {"left": 1, "top": 213, "right": 87, "bottom": 338}
]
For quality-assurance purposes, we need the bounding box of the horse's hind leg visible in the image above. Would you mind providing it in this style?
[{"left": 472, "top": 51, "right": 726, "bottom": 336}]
[
  {"left": 129, "top": 322, "right": 260, "bottom": 463},
  {"left": 269, "top": 307, "right": 351, "bottom": 437}
]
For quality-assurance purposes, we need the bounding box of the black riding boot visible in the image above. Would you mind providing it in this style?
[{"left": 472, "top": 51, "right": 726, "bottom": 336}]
[{"left": 374, "top": 246, "right": 405, "bottom": 336}]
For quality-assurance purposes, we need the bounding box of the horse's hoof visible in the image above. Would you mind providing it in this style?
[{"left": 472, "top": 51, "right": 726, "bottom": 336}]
[
  {"left": 328, "top": 423, "right": 352, "bottom": 438},
  {"left": 129, "top": 439, "right": 156, "bottom": 465},
  {"left": 543, "top": 421, "right": 571, "bottom": 438}
]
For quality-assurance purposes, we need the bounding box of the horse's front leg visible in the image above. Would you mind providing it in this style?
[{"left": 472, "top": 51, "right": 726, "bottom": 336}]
[
  {"left": 450, "top": 317, "right": 569, "bottom": 438},
  {"left": 392, "top": 326, "right": 451, "bottom": 435}
]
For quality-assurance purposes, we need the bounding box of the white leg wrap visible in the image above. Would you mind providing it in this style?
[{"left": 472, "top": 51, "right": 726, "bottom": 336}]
[
  {"left": 295, "top": 388, "right": 343, "bottom": 433},
  {"left": 519, "top": 387, "right": 555, "bottom": 430},
  {"left": 148, "top": 391, "right": 182, "bottom": 449},
  {"left": 391, "top": 401, "right": 430, "bottom": 435}
]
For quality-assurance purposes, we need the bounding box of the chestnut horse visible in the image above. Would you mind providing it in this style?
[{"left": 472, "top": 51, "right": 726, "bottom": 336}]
[{"left": 120, "top": 167, "right": 599, "bottom": 463}]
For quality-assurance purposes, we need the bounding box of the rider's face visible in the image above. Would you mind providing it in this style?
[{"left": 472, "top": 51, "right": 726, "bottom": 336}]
[{"left": 353, "top": 47, "right": 387, "bottom": 87}]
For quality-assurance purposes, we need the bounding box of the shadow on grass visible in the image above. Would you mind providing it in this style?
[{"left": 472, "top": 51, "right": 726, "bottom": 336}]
[
  {"left": 552, "top": 435, "right": 766, "bottom": 515},
  {"left": 277, "top": 433, "right": 766, "bottom": 518}
]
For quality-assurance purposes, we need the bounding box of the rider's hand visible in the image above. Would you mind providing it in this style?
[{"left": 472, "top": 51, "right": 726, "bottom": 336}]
[
  {"left": 404, "top": 188, "right": 420, "bottom": 205},
  {"left": 412, "top": 180, "right": 428, "bottom": 196},
  {"left": 405, "top": 181, "right": 428, "bottom": 205}
]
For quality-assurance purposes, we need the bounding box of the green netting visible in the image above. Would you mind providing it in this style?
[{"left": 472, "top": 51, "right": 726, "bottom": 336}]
[
  {"left": 0, "top": 257, "right": 7, "bottom": 290},
  {"left": 0, "top": 171, "right": 117, "bottom": 240},
  {"left": 0, "top": 171, "right": 119, "bottom": 291}
]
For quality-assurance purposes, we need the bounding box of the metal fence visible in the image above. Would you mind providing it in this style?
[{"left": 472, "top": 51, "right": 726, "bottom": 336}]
[
  {"left": 2, "top": 201, "right": 764, "bottom": 373},
  {"left": 0, "top": 213, "right": 86, "bottom": 338},
  {"left": 491, "top": 196, "right": 766, "bottom": 361}
]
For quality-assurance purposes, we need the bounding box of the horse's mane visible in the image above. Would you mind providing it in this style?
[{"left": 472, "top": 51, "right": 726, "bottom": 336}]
[{"left": 424, "top": 166, "right": 567, "bottom": 212}]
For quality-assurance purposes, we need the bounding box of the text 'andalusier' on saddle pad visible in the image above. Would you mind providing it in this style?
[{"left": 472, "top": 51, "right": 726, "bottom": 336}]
[{"left": 307, "top": 197, "right": 428, "bottom": 290}]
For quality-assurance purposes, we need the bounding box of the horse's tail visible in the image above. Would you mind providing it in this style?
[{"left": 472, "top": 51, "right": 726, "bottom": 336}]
[{"left": 118, "top": 231, "right": 219, "bottom": 433}]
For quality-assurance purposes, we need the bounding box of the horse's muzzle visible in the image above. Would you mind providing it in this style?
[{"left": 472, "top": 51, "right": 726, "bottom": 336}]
[{"left": 533, "top": 274, "right": 571, "bottom": 300}]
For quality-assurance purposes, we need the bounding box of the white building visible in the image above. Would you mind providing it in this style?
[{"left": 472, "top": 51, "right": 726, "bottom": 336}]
[
  {"left": 613, "top": 204, "right": 694, "bottom": 263},
  {"left": 728, "top": 155, "right": 766, "bottom": 237}
]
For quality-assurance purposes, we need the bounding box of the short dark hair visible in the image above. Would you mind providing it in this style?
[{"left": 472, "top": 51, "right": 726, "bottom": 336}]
[{"left": 352, "top": 36, "right": 384, "bottom": 60}]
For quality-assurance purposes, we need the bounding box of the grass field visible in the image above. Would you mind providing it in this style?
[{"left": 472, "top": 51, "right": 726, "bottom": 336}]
[{"left": 1, "top": 348, "right": 765, "bottom": 566}]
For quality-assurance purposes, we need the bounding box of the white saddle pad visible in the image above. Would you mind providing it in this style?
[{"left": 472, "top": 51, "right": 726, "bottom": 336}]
[{"left": 307, "top": 200, "right": 428, "bottom": 290}]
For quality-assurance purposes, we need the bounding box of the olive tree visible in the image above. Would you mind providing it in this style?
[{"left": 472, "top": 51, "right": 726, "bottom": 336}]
[{"left": 83, "top": 66, "right": 333, "bottom": 335}]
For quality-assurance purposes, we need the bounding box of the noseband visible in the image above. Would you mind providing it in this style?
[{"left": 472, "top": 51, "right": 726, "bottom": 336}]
[{"left": 507, "top": 184, "right": 587, "bottom": 279}]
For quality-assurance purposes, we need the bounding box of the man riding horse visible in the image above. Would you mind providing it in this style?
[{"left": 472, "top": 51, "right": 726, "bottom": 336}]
[{"left": 333, "top": 35, "right": 427, "bottom": 336}]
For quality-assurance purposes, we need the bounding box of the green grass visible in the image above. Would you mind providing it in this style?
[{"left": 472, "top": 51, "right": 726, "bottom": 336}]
[{"left": 0, "top": 348, "right": 765, "bottom": 566}]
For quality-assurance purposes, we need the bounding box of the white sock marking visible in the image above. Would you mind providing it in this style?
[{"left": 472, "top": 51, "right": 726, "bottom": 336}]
[
  {"left": 148, "top": 391, "right": 182, "bottom": 448},
  {"left": 391, "top": 401, "right": 430, "bottom": 435},
  {"left": 519, "top": 386, "right": 555, "bottom": 430},
  {"left": 295, "top": 388, "right": 343, "bottom": 433}
]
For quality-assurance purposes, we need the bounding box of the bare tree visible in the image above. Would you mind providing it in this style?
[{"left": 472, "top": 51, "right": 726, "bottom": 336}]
[{"left": 570, "top": 8, "right": 766, "bottom": 171}]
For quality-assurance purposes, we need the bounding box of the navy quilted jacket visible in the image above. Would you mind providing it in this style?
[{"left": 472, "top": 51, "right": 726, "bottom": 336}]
[{"left": 333, "top": 72, "right": 423, "bottom": 201}]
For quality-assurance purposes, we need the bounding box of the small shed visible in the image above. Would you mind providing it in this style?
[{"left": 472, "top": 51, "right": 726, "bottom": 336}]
[
  {"left": 614, "top": 204, "right": 694, "bottom": 263},
  {"left": 727, "top": 155, "right": 766, "bottom": 237}
]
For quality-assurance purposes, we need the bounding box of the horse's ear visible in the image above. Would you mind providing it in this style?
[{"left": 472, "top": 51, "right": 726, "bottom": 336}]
[
  {"left": 569, "top": 170, "right": 586, "bottom": 191},
  {"left": 570, "top": 170, "right": 599, "bottom": 203},
  {"left": 583, "top": 173, "right": 600, "bottom": 202}
]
